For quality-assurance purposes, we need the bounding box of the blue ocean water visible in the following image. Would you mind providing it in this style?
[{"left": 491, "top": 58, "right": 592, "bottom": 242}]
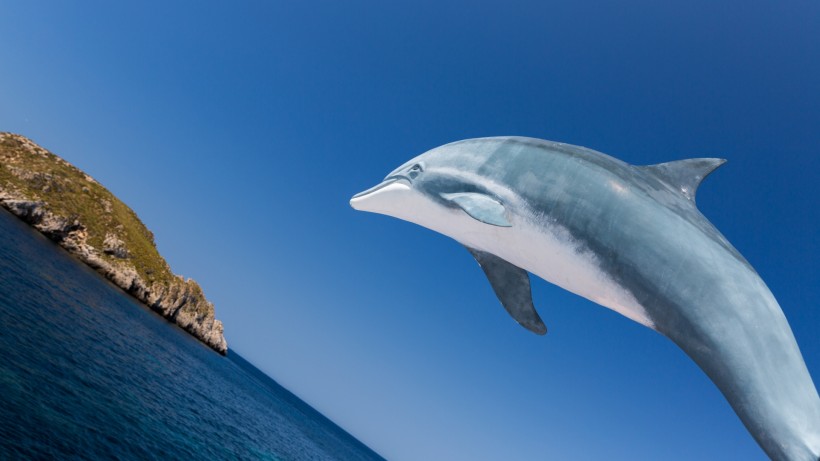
[{"left": 0, "top": 208, "right": 385, "bottom": 461}]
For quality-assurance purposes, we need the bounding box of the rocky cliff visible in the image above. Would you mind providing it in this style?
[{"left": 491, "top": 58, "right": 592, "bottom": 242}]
[{"left": 0, "top": 133, "right": 227, "bottom": 354}]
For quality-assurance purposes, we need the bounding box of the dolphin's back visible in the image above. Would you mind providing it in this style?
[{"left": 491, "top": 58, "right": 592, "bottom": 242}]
[{"left": 442, "top": 137, "right": 751, "bottom": 268}]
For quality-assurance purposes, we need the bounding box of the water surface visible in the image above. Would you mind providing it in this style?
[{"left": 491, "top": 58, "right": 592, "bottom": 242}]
[{"left": 0, "top": 209, "right": 384, "bottom": 461}]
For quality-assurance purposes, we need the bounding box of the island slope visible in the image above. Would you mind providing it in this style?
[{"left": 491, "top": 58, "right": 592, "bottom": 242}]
[{"left": 0, "top": 133, "right": 227, "bottom": 354}]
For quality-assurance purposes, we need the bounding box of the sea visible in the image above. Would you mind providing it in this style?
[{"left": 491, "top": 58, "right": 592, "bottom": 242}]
[{"left": 0, "top": 208, "right": 385, "bottom": 461}]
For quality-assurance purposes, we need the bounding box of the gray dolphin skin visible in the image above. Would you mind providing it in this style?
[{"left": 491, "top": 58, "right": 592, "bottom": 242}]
[{"left": 350, "top": 137, "right": 820, "bottom": 461}]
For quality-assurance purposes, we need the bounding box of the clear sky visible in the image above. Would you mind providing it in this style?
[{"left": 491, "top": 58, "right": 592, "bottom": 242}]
[{"left": 1, "top": 1, "right": 818, "bottom": 460}]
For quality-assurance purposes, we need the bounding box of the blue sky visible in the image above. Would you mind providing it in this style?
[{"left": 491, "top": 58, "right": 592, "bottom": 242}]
[{"left": 2, "top": 1, "right": 818, "bottom": 459}]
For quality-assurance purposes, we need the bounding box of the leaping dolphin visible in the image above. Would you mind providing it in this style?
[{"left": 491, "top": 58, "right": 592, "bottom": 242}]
[{"left": 350, "top": 137, "right": 820, "bottom": 461}]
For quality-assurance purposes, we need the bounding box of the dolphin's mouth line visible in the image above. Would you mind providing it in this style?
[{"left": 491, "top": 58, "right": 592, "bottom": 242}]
[{"left": 351, "top": 176, "right": 410, "bottom": 200}]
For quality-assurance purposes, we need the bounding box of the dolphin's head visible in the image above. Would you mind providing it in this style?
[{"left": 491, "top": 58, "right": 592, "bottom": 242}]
[
  {"left": 351, "top": 140, "right": 550, "bottom": 336},
  {"left": 350, "top": 141, "right": 515, "bottom": 243}
]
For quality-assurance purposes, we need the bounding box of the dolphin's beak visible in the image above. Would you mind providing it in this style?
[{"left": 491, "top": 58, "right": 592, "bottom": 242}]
[{"left": 350, "top": 177, "right": 411, "bottom": 212}]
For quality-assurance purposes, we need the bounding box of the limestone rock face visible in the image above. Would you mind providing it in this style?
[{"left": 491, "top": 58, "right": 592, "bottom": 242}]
[
  {"left": 103, "top": 233, "right": 129, "bottom": 259},
  {"left": 0, "top": 133, "right": 227, "bottom": 354}
]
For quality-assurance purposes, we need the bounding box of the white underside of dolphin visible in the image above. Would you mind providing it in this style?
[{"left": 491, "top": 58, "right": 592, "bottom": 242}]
[
  {"left": 351, "top": 136, "right": 820, "bottom": 461},
  {"left": 364, "top": 173, "right": 653, "bottom": 329}
]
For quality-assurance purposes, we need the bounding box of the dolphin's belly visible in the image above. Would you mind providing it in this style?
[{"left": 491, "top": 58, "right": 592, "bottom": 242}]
[{"left": 463, "top": 214, "right": 655, "bottom": 329}]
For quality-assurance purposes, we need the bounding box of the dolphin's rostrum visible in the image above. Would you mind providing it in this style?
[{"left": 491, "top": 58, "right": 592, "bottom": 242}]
[{"left": 351, "top": 137, "right": 820, "bottom": 461}]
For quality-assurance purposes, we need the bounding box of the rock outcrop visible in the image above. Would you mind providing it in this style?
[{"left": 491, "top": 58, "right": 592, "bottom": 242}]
[{"left": 0, "top": 133, "right": 227, "bottom": 354}]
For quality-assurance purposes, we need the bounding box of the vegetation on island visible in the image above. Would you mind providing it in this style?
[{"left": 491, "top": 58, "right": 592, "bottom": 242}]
[
  {"left": 0, "top": 133, "right": 226, "bottom": 353},
  {"left": 0, "top": 134, "right": 172, "bottom": 285}
]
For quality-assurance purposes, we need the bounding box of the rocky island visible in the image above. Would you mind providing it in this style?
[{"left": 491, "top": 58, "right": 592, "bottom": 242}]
[{"left": 0, "top": 133, "right": 227, "bottom": 354}]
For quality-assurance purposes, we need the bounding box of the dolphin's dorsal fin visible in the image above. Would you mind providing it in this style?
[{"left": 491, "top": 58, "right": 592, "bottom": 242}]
[
  {"left": 640, "top": 158, "right": 726, "bottom": 202},
  {"left": 465, "top": 246, "right": 546, "bottom": 335},
  {"left": 441, "top": 192, "right": 511, "bottom": 227}
]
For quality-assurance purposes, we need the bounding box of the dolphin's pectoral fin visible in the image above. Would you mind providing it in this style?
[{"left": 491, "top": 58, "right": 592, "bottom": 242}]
[
  {"left": 640, "top": 157, "right": 726, "bottom": 202},
  {"left": 466, "top": 246, "right": 547, "bottom": 335},
  {"left": 441, "top": 192, "right": 511, "bottom": 227}
]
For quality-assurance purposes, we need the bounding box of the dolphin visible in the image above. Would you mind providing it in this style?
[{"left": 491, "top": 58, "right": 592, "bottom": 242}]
[{"left": 350, "top": 137, "right": 820, "bottom": 461}]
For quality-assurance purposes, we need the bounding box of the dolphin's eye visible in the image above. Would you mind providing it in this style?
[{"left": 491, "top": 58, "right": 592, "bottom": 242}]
[{"left": 408, "top": 163, "right": 423, "bottom": 179}]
